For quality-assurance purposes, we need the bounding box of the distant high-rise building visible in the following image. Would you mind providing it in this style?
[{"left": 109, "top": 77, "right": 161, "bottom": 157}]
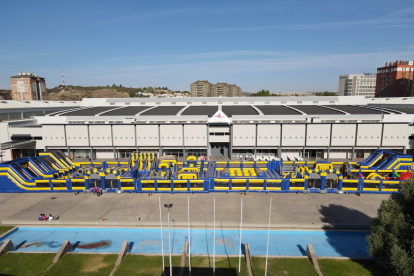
[
  {"left": 10, "top": 72, "right": 46, "bottom": 101},
  {"left": 228, "top": 84, "right": 242, "bottom": 97},
  {"left": 190, "top": 80, "right": 213, "bottom": 97},
  {"left": 213, "top": 82, "right": 231, "bottom": 97},
  {"left": 338, "top": 73, "right": 376, "bottom": 98},
  {"left": 375, "top": 61, "right": 414, "bottom": 97},
  {"left": 190, "top": 81, "right": 242, "bottom": 97}
]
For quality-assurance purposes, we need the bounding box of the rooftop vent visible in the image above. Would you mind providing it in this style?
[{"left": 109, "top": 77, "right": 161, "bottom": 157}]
[
  {"left": 140, "top": 102, "right": 145, "bottom": 105},
  {"left": 125, "top": 102, "right": 130, "bottom": 105},
  {"left": 1, "top": 101, "right": 7, "bottom": 103}
]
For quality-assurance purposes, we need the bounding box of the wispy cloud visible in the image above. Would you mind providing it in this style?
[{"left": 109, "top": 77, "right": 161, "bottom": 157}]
[
  {"left": 96, "top": 3, "right": 273, "bottom": 25},
  {"left": 63, "top": 49, "right": 414, "bottom": 81},
  {"left": 206, "top": 7, "right": 414, "bottom": 32},
  {"left": 207, "top": 18, "right": 414, "bottom": 32}
]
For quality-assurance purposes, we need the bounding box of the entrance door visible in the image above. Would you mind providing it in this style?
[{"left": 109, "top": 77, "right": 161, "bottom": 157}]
[{"left": 210, "top": 143, "right": 229, "bottom": 157}]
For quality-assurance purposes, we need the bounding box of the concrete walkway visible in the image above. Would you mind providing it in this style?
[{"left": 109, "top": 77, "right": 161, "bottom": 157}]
[{"left": 0, "top": 192, "right": 389, "bottom": 229}]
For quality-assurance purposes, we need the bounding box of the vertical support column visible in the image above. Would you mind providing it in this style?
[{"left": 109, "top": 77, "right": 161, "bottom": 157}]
[
  {"left": 327, "top": 146, "right": 330, "bottom": 161},
  {"left": 303, "top": 123, "right": 307, "bottom": 159},
  {"left": 113, "top": 147, "right": 116, "bottom": 160},
  {"left": 254, "top": 124, "right": 258, "bottom": 157},
  {"left": 90, "top": 147, "right": 93, "bottom": 161},
  {"left": 403, "top": 146, "right": 407, "bottom": 154},
  {"left": 206, "top": 124, "right": 210, "bottom": 160},
  {"left": 230, "top": 124, "right": 233, "bottom": 160},
  {"left": 352, "top": 146, "right": 355, "bottom": 161},
  {"left": 182, "top": 124, "right": 185, "bottom": 160},
  {"left": 158, "top": 124, "right": 162, "bottom": 157}
]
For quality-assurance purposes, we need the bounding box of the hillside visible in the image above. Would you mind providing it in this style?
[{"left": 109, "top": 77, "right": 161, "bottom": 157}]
[{"left": 47, "top": 86, "right": 130, "bottom": 101}]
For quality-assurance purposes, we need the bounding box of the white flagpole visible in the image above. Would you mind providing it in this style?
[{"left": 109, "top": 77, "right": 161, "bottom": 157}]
[
  {"left": 213, "top": 197, "right": 216, "bottom": 275},
  {"left": 159, "top": 197, "right": 165, "bottom": 276},
  {"left": 188, "top": 197, "right": 191, "bottom": 276},
  {"left": 265, "top": 198, "right": 272, "bottom": 276},
  {"left": 238, "top": 198, "right": 243, "bottom": 276}
]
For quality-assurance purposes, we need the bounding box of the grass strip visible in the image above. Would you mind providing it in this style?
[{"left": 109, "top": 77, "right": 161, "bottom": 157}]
[
  {"left": 251, "top": 257, "right": 319, "bottom": 276},
  {"left": 0, "top": 253, "right": 55, "bottom": 276},
  {"left": 318, "top": 259, "right": 388, "bottom": 276},
  {"left": 44, "top": 253, "right": 117, "bottom": 276},
  {"left": 0, "top": 226, "right": 14, "bottom": 236}
]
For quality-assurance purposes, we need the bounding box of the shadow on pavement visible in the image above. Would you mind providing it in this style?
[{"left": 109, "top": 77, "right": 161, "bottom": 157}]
[{"left": 318, "top": 204, "right": 387, "bottom": 275}]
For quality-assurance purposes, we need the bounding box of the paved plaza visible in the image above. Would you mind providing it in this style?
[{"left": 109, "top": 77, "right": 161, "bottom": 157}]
[{"left": 0, "top": 192, "right": 389, "bottom": 229}]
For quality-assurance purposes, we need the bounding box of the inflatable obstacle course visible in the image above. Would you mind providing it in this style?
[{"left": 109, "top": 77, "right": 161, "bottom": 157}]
[{"left": 0, "top": 149, "right": 412, "bottom": 194}]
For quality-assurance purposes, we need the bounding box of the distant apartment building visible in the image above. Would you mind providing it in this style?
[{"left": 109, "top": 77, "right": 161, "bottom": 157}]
[
  {"left": 213, "top": 82, "right": 231, "bottom": 97},
  {"left": 229, "top": 84, "right": 242, "bottom": 97},
  {"left": 0, "top": 91, "right": 11, "bottom": 100},
  {"left": 338, "top": 73, "right": 376, "bottom": 98},
  {"left": 10, "top": 72, "right": 46, "bottom": 101},
  {"left": 190, "top": 81, "right": 242, "bottom": 97},
  {"left": 375, "top": 60, "right": 414, "bottom": 97},
  {"left": 190, "top": 80, "right": 214, "bottom": 97}
]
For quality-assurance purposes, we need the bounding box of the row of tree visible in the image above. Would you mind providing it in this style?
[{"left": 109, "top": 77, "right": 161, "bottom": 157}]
[{"left": 249, "top": 89, "right": 337, "bottom": 96}]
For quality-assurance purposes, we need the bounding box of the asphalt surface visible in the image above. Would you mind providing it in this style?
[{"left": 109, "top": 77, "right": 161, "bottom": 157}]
[{"left": 0, "top": 192, "right": 389, "bottom": 229}]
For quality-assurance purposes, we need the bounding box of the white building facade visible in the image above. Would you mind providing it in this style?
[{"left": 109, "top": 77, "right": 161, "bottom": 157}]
[{"left": 338, "top": 73, "right": 376, "bottom": 98}]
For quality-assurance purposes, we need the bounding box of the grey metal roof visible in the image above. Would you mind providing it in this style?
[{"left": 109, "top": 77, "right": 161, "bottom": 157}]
[
  {"left": 255, "top": 105, "right": 301, "bottom": 115},
  {"left": 64, "top": 107, "right": 119, "bottom": 116},
  {"left": 140, "top": 106, "right": 185, "bottom": 116},
  {"left": 324, "top": 105, "right": 386, "bottom": 115},
  {"left": 222, "top": 106, "right": 259, "bottom": 117},
  {"left": 290, "top": 105, "right": 344, "bottom": 115},
  {"left": 103, "top": 106, "right": 152, "bottom": 116},
  {"left": 181, "top": 106, "right": 218, "bottom": 117}
]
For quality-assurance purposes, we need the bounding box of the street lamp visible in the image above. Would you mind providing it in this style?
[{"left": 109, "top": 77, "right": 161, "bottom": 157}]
[{"left": 164, "top": 202, "right": 173, "bottom": 276}]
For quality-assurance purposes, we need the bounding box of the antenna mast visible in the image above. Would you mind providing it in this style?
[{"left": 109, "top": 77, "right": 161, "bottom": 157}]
[{"left": 62, "top": 69, "right": 66, "bottom": 87}]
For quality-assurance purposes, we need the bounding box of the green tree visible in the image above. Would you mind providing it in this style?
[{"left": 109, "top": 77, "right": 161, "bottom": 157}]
[
  {"left": 250, "top": 89, "right": 271, "bottom": 97},
  {"left": 367, "top": 178, "right": 414, "bottom": 276}
]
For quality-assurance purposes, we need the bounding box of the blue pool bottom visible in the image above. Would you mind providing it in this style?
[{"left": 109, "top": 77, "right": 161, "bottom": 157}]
[{"left": 0, "top": 227, "right": 370, "bottom": 258}]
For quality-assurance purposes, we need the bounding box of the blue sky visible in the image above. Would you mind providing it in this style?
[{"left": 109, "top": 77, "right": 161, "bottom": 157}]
[{"left": 1, "top": 0, "right": 414, "bottom": 93}]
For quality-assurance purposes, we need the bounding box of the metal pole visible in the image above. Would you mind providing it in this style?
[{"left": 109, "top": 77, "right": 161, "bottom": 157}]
[
  {"left": 188, "top": 197, "right": 191, "bottom": 276},
  {"left": 238, "top": 198, "right": 243, "bottom": 276},
  {"left": 265, "top": 198, "right": 272, "bottom": 276},
  {"left": 168, "top": 207, "right": 172, "bottom": 276},
  {"left": 159, "top": 197, "right": 165, "bottom": 276},
  {"left": 213, "top": 197, "right": 216, "bottom": 276}
]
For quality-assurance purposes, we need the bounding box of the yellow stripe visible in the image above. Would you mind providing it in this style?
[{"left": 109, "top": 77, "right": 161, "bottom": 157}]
[
  {"left": 0, "top": 168, "right": 36, "bottom": 186},
  {"left": 142, "top": 188, "right": 155, "bottom": 191},
  {"left": 249, "top": 187, "right": 264, "bottom": 190},
  {"left": 0, "top": 173, "right": 50, "bottom": 190},
  {"left": 290, "top": 187, "right": 305, "bottom": 190},
  {"left": 121, "top": 187, "right": 134, "bottom": 190},
  {"left": 343, "top": 179, "right": 359, "bottom": 183},
  {"left": 266, "top": 187, "right": 281, "bottom": 190},
  {"left": 382, "top": 181, "right": 400, "bottom": 184},
  {"left": 72, "top": 187, "right": 85, "bottom": 190},
  {"left": 363, "top": 188, "right": 379, "bottom": 191},
  {"left": 214, "top": 187, "right": 229, "bottom": 190},
  {"left": 290, "top": 179, "right": 305, "bottom": 183},
  {"left": 342, "top": 188, "right": 357, "bottom": 191},
  {"left": 120, "top": 179, "right": 134, "bottom": 183},
  {"left": 190, "top": 188, "right": 203, "bottom": 191},
  {"left": 382, "top": 189, "right": 398, "bottom": 192},
  {"left": 158, "top": 188, "right": 172, "bottom": 191},
  {"left": 174, "top": 188, "right": 187, "bottom": 191},
  {"left": 231, "top": 187, "right": 246, "bottom": 190}
]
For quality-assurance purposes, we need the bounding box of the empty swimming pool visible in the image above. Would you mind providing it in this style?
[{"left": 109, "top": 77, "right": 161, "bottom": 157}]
[{"left": 0, "top": 227, "right": 370, "bottom": 258}]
